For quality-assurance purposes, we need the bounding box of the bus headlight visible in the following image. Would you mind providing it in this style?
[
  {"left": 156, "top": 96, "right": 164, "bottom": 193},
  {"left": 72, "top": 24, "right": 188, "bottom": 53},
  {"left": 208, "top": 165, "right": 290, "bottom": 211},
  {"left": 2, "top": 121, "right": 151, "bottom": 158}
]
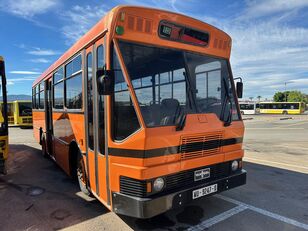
[
  {"left": 231, "top": 160, "right": 239, "bottom": 171},
  {"left": 153, "top": 177, "right": 165, "bottom": 192}
]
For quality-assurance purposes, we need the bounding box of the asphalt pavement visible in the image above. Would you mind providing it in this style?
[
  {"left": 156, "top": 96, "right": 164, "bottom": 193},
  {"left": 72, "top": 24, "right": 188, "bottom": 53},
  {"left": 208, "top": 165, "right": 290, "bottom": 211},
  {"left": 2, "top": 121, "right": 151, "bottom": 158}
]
[{"left": 0, "top": 115, "right": 307, "bottom": 231}]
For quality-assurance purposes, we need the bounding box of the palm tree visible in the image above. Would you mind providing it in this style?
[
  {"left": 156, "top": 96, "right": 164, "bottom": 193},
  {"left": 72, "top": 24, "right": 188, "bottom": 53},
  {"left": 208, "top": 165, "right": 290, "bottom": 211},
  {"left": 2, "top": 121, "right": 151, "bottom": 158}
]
[{"left": 257, "top": 96, "right": 261, "bottom": 102}]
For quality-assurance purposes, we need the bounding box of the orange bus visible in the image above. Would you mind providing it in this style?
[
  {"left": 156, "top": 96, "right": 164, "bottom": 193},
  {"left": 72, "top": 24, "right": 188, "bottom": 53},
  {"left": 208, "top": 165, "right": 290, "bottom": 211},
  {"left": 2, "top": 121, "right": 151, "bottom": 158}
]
[{"left": 32, "top": 5, "right": 246, "bottom": 218}]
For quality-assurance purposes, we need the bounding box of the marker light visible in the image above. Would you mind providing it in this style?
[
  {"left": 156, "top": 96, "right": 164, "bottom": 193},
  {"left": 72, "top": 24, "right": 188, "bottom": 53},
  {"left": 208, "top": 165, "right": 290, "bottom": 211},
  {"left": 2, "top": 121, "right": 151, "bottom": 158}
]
[
  {"left": 231, "top": 160, "right": 239, "bottom": 171},
  {"left": 153, "top": 177, "right": 165, "bottom": 192},
  {"left": 116, "top": 26, "right": 124, "bottom": 35}
]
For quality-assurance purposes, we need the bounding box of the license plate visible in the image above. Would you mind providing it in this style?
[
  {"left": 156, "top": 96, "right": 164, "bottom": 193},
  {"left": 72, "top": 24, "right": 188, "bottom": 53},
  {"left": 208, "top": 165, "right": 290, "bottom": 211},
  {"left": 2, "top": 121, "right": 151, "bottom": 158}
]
[
  {"left": 192, "top": 184, "right": 218, "bottom": 199},
  {"left": 194, "top": 168, "right": 210, "bottom": 181}
]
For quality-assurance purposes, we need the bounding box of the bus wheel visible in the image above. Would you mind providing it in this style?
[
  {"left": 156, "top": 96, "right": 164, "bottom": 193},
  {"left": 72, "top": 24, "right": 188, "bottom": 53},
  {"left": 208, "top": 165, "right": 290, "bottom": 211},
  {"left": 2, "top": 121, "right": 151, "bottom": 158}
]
[
  {"left": 76, "top": 151, "right": 91, "bottom": 196},
  {"left": 283, "top": 110, "right": 288, "bottom": 115},
  {"left": 240, "top": 111, "right": 244, "bottom": 115}
]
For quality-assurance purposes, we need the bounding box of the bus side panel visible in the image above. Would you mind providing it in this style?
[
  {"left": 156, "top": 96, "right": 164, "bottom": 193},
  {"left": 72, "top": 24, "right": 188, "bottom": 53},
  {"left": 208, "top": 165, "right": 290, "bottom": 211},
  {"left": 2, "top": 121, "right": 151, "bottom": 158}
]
[
  {"left": 87, "top": 150, "right": 96, "bottom": 192},
  {"left": 32, "top": 111, "right": 45, "bottom": 142},
  {"left": 53, "top": 112, "right": 70, "bottom": 174},
  {"left": 97, "top": 155, "right": 107, "bottom": 202},
  {"left": 67, "top": 113, "right": 86, "bottom": 153}
]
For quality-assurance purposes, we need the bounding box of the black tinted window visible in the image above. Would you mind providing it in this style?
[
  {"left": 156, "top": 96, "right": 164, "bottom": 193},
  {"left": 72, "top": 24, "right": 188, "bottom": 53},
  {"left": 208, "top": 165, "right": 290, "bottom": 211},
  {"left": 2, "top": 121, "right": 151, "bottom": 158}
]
[
  {"left": 113, "top": 51, "right": 140, "bottom": 140},
  {"left": 66, "top": 73, "right": 82, "bottom": 109},
  {"left": 118, "top": 41, "right": 239, "bottom": 127},
  {"left": 53, "top": 81, "right": 64, "bottom": 109},
  {"left": 97, "top": 45, "right": 105, "bottom": 153},
  {"left": 65, "top": 55, "right": 81, "bottom": 78},
  {"left": 39, "top": 91, "right": 44, "bottom": 109},
  {"left": 19, "top": 102, "right": 32, "bottom": 116},
  {"left": 54, "top": 67, "right": 64, "bottom": 83},
  {"left": 87, "top": 53, "right": 94, "bottom": 150}
]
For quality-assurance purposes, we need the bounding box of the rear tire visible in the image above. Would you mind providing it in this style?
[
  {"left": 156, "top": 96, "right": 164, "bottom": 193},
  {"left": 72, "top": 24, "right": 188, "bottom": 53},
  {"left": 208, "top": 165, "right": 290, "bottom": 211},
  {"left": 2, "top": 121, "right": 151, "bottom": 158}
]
[
  {"left": 282, "top": 110, "right": 288, "bottom": 115},
  {"left": 76, "top": 150, "right": 91, "bottom": 196}
]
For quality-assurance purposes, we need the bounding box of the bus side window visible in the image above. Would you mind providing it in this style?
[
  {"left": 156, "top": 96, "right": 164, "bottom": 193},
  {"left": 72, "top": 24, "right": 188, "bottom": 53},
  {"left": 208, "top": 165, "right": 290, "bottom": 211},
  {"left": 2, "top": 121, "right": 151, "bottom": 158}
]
[
  {"left": 113, "top": 49, "right": 140, "bottom": 141},
  {"left": 87, "top": 52, "right": 94, "bottom": 150},
  {"left": 97, "top": 45, "right": 105, "bottom": 153},
  {"left": 53, "top": 67, "right": 64, "bottom": 109}
]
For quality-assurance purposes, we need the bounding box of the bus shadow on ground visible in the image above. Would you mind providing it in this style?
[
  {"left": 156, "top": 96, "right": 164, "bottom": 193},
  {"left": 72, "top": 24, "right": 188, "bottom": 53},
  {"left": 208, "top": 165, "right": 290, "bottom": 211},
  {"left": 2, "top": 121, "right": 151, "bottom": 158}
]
[
  {"left": 2, "top": 144, "right": 308, "bottom": 230},
  {"left": 0, "top": 144, "right": 108, "bottom": 231}
]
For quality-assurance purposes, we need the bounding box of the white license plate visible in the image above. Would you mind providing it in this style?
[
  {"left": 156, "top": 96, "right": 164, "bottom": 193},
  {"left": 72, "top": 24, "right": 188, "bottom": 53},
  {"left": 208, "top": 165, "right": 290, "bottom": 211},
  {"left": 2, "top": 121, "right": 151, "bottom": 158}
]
[{"left": 192, "top": 184, "right": 218, "bottom": 199}]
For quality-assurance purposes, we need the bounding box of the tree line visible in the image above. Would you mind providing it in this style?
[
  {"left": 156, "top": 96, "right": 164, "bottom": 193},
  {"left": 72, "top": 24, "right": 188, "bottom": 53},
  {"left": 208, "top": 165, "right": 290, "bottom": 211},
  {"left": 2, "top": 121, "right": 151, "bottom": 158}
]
[{"left": 273, "top": 91, "right": 308, "bottom": 103}]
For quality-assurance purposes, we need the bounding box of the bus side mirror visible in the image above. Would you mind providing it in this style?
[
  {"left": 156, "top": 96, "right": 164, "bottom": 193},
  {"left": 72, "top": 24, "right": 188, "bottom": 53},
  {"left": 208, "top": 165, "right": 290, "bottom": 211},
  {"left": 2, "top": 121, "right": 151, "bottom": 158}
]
[
  {"left": 236, "top": 82, "right": 243, "bottom": 98},
  {"left": 97, "top": 68, "right": 114, "bottom": 95}
]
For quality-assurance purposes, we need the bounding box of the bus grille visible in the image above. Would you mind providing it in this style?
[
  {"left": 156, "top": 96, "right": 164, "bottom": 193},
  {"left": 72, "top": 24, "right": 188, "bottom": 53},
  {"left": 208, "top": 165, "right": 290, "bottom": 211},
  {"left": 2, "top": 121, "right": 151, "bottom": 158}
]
[
  {"left": 120, "top": 176, "right": 147, "bottom": 197},
  {"left": 180, "top": 132, "right": 223, "bottom": 160},
  {"left": 120, "top": 161, "right": 231, "bottom": 198},
  {"left": 22, "top": 118, "right": 32, "bottom": 124}
]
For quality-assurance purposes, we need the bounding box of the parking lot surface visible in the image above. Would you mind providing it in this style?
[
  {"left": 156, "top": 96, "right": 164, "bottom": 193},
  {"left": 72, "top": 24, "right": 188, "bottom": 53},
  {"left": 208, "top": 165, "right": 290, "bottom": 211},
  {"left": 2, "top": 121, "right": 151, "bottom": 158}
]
[{"left": 0, "top": 115, "right": 308, "bottom": 231}]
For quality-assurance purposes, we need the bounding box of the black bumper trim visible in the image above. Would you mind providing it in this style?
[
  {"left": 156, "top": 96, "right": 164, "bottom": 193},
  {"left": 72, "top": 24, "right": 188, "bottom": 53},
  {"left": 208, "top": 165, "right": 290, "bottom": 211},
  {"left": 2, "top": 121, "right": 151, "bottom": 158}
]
[{"left": 112, "top": 169, "right": 247, "bottom": 218}]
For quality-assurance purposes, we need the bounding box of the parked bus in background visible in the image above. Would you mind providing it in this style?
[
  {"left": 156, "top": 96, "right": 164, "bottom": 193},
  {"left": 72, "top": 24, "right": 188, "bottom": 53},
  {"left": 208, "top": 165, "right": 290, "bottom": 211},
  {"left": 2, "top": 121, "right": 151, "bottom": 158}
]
[
  {"left": 0, "top": 56, "right": 9, "bottom": 174},
  {"left": 239, "top": 102, "right": 260, "bottom": 115},
  {"left": 32, "top": 6, "right": 246, "bottom": 218},
  {"left": 0, "top": 101, "right": 13, "bottom": 125},
  {"left": 259, "top": 102, "right": 305, "bottom": 115},
  {"left": 13, "top": 100, "right": 32, "bottom": 127}
]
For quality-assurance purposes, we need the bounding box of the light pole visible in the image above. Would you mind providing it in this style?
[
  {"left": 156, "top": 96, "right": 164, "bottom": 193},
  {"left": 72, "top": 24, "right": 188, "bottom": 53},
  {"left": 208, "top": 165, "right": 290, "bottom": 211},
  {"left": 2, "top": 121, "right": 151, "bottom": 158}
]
[{"left": 284, "top": 81, "right": 291, "bottom": 102}]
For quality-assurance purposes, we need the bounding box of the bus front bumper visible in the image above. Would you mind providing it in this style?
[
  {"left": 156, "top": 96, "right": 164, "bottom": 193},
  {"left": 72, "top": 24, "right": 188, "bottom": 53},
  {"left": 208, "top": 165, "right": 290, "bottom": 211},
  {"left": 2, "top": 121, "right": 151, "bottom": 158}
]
[{"left": 112, "top": 169, "right": 246, "bottom": 219}]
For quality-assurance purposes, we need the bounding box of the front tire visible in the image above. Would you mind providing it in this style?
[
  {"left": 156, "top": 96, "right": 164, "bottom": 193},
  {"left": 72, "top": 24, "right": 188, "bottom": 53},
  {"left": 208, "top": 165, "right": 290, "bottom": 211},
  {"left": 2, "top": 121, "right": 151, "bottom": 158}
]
[{"left": 76, "top": 151, "right": 91, "bottom": 196}]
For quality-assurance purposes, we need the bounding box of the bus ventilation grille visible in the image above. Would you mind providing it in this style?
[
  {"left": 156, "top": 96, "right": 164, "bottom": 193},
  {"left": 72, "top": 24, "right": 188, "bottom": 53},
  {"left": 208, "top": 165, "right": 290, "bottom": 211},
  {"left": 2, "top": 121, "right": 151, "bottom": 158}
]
[
  {"left": 127, "top": 15, "right": 153, "bottom": 34},
  {"left": 120, "top": 176, "right": 147, "bottom": 197},
  {"left": 180, "top": 132, "right": 223, "bottom": 160}
]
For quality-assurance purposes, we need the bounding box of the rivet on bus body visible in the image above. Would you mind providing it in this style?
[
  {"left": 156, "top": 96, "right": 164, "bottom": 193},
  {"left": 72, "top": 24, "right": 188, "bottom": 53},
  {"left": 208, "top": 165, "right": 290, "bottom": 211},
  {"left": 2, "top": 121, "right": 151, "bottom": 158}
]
[
  {"left": 179, "top": 194, "right": 182, "bottom": 197},
  {"left": 116, "top": 26, "right": 124, "bottom": 35},
  {"left": 179, "top": 202, "right": 182, "bottom": 205}
]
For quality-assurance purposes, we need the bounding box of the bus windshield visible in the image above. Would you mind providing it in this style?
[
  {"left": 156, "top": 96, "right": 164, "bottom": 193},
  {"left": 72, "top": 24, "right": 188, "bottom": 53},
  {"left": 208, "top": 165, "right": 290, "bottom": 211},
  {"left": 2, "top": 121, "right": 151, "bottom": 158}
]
[
  {"left": 18, "top": 102, "right": 32, "bottom": 116},
  {"left": 118, "top": 41, "right": 239, "bottom": 127}
]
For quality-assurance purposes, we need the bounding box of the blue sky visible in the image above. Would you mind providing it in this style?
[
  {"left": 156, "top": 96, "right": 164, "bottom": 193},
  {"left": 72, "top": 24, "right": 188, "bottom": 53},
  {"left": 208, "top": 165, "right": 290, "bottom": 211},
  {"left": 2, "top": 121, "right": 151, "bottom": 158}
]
[{"left": 0, "top": 0, "right": 308, "bottom": 100}]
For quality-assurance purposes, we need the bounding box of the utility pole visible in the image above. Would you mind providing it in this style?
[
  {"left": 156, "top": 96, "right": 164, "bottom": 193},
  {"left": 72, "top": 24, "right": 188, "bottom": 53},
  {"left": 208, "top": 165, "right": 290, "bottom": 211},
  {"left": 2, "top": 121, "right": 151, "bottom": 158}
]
[{"left": 284, "top": 81, "right": 291, "bottom": 102}]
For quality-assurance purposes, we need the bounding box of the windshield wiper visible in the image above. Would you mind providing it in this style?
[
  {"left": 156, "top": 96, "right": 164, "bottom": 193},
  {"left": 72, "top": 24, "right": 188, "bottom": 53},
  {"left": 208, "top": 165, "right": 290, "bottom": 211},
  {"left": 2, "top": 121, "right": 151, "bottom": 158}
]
[
  {"left": 220, "top": 77, "right": 232, "bottom": 126},
  {"left": 175, "top": 105, "right": 186, "bottom": 131}
]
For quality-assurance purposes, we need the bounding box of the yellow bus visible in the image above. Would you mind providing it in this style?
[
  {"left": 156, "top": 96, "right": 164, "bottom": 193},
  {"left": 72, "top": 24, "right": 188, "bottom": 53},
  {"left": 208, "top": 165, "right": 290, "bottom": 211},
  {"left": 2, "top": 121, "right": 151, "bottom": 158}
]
[
  {"left": 13, "top": 100, "right": 33, "bottom": 127},
  {"left": 32, "top": 5, "right": 246, "bottom": 218},
  {"left": 0, "top": 56, "right": 9, "bottom": 174},
  {"left": 0, "top": 101, "right": 14, "bottom": 124},
  {"left": 259, "top": 102, "right": 305, "bottom": 115}
]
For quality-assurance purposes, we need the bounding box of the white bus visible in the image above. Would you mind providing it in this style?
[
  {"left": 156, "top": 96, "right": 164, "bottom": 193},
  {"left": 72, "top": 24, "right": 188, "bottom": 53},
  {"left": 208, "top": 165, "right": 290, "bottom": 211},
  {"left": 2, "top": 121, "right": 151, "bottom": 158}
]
[{"left": 239, "top": 102, "right": 260, "bottom": 115}]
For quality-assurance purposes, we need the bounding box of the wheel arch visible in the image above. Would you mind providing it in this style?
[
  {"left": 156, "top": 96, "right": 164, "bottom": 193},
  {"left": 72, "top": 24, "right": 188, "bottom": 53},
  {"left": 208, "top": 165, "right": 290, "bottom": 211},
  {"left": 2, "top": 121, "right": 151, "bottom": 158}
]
[{"left": 68, "top": 140, "right": 82, "bottom": 177}]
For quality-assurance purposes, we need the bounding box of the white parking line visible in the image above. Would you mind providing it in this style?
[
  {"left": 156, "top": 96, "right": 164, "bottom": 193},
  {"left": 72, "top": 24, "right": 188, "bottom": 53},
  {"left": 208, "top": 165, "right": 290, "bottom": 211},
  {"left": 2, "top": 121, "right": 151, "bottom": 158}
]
[
  {"left": 186, "top": 195, "right": 308, "bottom": 230},
  {"left": 187, "top": 205, "right": 247, "bottom": 231},
  {"left": 216, "top": 194, "right": 308, "bottom": 230}
]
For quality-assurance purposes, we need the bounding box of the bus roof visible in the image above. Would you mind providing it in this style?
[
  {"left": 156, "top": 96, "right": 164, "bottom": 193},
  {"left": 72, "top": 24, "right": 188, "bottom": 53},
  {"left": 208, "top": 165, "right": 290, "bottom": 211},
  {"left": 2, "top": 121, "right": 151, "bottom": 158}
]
[{"left": 33, "top": 5, "right": 232, "bottom": 87}]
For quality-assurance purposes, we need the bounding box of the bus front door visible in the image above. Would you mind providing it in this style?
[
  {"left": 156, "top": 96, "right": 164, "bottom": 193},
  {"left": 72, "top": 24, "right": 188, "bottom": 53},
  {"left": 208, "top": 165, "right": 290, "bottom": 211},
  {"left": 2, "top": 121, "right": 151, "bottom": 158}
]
[
  {"left": 85, "top": 36, "right": 110, "bottom": 205},
  {"left": 45, "top": 79, "right": 53, "bottom": 156}
]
